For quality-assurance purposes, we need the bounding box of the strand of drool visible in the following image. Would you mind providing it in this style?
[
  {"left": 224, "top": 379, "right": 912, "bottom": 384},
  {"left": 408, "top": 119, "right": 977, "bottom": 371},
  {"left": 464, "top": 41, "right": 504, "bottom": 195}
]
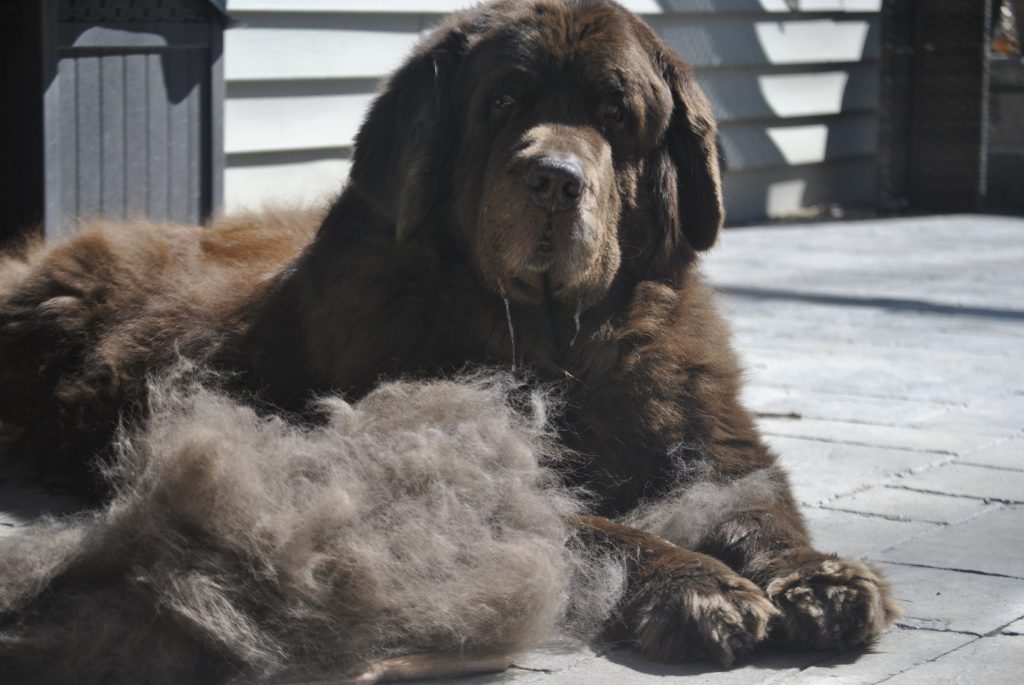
[
  {"left": 498, "top": 282, "right": 517, "bottom": 370},
  {"left": 569, "top": 300, "right": 582, "bottom": 348}
]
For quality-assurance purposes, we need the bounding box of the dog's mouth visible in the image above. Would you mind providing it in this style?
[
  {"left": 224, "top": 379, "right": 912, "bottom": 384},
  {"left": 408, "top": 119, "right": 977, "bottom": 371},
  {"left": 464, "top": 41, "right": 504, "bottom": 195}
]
[
  {"left": 484, "top": 203, "right": 609, "bottom": 307},
  {"left": 498, "top": 217, "right": 598, "bottom": 305},
  {"left": 524, "top": 225, "right": 557, "bottom": 273},
  {"left": 508, "top": 224, "right": 561, "bottom": 297},
  {"left": 501, "top": 274, "right": 544, "bottom": 300},
  {"left": 536, "top": 225, "right": 555, "bottom": 254}
]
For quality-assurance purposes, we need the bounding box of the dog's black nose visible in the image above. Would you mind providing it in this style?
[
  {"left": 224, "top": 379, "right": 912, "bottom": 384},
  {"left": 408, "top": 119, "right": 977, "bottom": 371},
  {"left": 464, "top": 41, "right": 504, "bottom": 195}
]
[{"left": 525, "top": 156, "right": 585, "bottom": 212}]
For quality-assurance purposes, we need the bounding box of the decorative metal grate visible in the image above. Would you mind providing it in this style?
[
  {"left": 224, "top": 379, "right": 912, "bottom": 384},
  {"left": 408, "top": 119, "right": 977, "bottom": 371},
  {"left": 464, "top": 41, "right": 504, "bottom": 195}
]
[
  {"left": 0, "top": 1, "right": 17, "bottom": 21},
  {"left": 58, "top": 0, "right": 212, "bottom": 23}
]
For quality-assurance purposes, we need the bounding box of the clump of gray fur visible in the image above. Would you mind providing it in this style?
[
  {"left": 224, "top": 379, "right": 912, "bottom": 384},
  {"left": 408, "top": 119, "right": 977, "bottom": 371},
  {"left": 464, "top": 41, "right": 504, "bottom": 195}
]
[{"left": 0, "top": 370, "right": 623, "bottom": 684}]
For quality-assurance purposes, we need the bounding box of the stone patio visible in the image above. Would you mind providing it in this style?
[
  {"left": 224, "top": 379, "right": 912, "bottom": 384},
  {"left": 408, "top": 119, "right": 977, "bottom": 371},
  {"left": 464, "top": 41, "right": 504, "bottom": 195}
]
[{"left": 2, "top": 214, "right": 1022, "bottom": 683}]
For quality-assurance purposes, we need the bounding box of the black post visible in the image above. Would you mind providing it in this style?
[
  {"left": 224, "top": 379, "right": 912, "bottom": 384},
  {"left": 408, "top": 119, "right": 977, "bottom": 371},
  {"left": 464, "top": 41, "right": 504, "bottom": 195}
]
[
  {"left": 1, "top": 0, "right": 227, "bottom": 242},
  {"left": 0, "top": 0, "right": 46, "bottom": 243},
  {"left": 878, "top": 0, "right": 992, "bottom": 213}
]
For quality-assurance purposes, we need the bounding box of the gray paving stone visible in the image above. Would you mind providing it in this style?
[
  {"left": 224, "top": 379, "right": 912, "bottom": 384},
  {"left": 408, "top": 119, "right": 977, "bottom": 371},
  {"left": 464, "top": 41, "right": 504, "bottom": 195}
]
[
  {"left": 754, "top": 276, "right": 1024, "bottom": 313},
  {"left": 757, "top": 417, "right": 996, "bottom": 457},
  {"left": 802, "top": 508, "right": 937, "bottom": 559},
  {"left": 734, "top": 332, "right": 1024, "bottom": 373},
  {"left": 880, "top": 563, "right": 1024, "bottom": 635},
  {"left": 824, "top": 487, "right": 995, "bottom": 524},
  {"left": 880, "top": 635, "right": 1024, "bottom": 685},
  {"left": 539, "top": 647, "right": 826, "bottom": 685},
  {"left": 298, "top": 663, "right": 542, "bottom": 685},
  {"left": 0, "top": 514, "right": 19, "bottom": 538},
  {"left": 894, "top": 463, "right": 1024, "bottom": 503},
  {"left": 772, "top": 627, "right": 973, "bottom": 685},
  {"left": 0, "top": 484, "right": 83, "bottom": 538},
  {"left": 1001, "top": 618, "right": 1024, "bottom": 635},
  {"left": 742, "top": 385, "right": 954, "bottom": 429},
  {"left": 720, "top": 297, "right": 1024, "bottom": 343},
  {"left": 958, "top": 437, "right": 1024, "bottom": 471},
  {"left": 356, "top": 650, "right": 581, "bottom": 685},
  {"left": 0, "top": 441, "right": 84, "bottom": 532},
  {"left": 507, "top": 646, "right": 601, "bottom": 674},
  {"left": 767, "top": 435, "right": 950, "bottom": 505},
  {"left": 878, "top": 506, "right": 1024, "bottom": 579},
  {"left": 729, "top": 316, "right": 1024, "bottom": 360},
  {"left": 452, "top": 656, "right": 592, "bottom": 685},
  {"left": 738, "top": 347, "right": 1019, "bottom": 406},
  {"left": 706, "top": 215, "right": 1024, "bottom": 276},
  {"left": 908, "top": 396, "right": 1024, "bottom": 437}
]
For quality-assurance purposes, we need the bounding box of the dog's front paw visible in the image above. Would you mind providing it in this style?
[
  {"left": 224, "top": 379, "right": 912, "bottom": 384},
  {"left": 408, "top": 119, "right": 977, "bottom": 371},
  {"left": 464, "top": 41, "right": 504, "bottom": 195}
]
[
  {"left": 766, "top": 554, "right": 901, "bottom": 649},
  {"left": 618, "top": 553, "right": 779, "bottom": 666}
]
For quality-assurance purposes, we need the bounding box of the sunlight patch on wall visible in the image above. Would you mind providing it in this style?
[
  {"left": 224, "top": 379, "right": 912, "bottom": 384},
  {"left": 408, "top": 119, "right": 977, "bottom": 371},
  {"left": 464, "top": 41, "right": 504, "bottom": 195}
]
[
  {"left": 758, "top": 71, "right": 851, "bottom": 118},
  {"left": 765, "top": 179, "right": 809, "bottom": 216},
  {"left": 224, "top": 157, "right": 351, "bottom": 213},
  {"left": 754, "top": 20, "right": 871, "bottom": 64},
  {"left": 766, "top": 124, "right": 829, "bottom": 165}
]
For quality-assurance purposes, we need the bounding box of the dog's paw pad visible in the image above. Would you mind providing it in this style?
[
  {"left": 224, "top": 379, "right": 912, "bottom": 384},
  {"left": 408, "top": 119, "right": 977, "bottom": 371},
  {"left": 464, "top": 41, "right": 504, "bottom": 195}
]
[
  {"left": 766, "top": 556, "right": 901, "bottom": 649},
  {"left": 626, "top": 568, "right": 778, "bottom": 666}
]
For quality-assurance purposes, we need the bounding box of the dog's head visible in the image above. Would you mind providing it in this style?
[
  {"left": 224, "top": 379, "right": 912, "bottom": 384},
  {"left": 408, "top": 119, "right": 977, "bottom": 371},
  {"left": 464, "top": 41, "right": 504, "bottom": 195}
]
[{"left": 351, "top": 0, "right": 722, "bottom": 307}]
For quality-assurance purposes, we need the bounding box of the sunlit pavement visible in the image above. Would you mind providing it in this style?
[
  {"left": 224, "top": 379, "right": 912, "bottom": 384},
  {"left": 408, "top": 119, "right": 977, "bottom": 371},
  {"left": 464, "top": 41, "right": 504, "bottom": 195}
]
[{"left": 2, "top": 214, "right": 1022, "bottom": 684}]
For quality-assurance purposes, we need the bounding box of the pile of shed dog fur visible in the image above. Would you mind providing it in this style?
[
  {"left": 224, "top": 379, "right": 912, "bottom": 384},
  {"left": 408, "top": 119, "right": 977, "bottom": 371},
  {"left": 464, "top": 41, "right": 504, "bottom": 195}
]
[{"left": 0, "top": 368, "right": 625, "bottom": 684}]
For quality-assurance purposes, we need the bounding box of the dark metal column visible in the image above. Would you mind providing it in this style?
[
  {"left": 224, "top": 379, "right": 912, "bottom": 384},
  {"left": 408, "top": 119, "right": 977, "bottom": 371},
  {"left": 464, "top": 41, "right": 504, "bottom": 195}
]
[{"left": 878, "top": 0, "right": 992, "bottom": 213}]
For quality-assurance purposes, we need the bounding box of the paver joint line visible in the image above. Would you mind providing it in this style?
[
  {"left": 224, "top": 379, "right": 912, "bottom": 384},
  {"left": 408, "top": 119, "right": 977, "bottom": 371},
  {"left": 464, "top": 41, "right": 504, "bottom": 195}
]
[
  {"left": 890, "top": 484, "right": 1023, "bottom": 505},
  {"left": 953, "top": 460, "right": 1024, "bottom": 474},
  {"left": 870, "top": 505, "right": 1015, "bottom": 557},
  {"left": 748, "top": 384, "right": 970, "bottom": 406},
  {"left": 983, "top": 617, "right": 1024, "bottom": 638},
  {"left": 894, "top": 624, "right": 983, "bottom": 637},
  {"left": 818, "top": 504, "right": 942, "bottom": 524},
  {"left": 760, "top": 431, "right": 962, "bottom": 456}
]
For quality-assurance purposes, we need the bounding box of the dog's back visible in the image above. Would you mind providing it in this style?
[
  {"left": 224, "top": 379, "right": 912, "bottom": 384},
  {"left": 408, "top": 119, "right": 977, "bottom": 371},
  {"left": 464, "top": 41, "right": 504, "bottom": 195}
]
[{"left": 0, "top": 208, "right": 321, "bottom": 490}]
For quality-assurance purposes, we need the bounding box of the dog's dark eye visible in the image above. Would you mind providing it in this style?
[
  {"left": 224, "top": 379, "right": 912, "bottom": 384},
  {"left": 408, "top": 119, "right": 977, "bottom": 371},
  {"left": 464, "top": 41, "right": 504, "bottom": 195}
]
[
  {"left": 492, "top": 94, "right": 516, "bottom": 112},
  {"left": 602, "top": 102, "right": 626, "bottom": 128}
]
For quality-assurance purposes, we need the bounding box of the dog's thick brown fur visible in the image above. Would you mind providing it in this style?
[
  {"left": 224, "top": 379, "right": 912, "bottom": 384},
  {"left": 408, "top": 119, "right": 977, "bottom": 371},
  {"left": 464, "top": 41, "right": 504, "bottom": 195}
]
[{"left": 0, "top": 0, "right": 899, "bottom": 673}]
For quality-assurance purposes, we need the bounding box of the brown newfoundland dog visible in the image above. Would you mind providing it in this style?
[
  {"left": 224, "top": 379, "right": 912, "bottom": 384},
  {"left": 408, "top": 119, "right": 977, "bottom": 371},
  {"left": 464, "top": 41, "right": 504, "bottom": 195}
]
[{"left": 0, "top": 0, "right": 898, "bottom": 668}]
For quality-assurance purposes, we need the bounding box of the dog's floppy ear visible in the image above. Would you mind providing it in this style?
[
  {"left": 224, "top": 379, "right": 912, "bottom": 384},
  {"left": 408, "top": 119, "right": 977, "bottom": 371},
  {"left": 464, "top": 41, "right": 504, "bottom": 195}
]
[
  {"left": 655, "top": 50, "right": 724, "bottom": 255},
  {"left": 350, "top": 25, "right": 468, "bottom": 241}
]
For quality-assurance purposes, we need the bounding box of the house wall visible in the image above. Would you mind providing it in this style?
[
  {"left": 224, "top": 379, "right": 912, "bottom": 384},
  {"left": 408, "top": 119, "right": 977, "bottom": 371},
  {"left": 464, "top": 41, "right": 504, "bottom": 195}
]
[{"left": 222, "top": 0, "right": 881, "bottom": 224}]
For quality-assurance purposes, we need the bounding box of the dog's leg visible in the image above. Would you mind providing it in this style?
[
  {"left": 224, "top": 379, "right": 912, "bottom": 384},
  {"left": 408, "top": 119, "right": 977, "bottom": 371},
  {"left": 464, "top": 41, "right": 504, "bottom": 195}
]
[
  {"left": 571, "top": 515, "right": 777, "bottom": 666},
  {"left": 690, "top": 486, "right": 902, "bottom": 651}
]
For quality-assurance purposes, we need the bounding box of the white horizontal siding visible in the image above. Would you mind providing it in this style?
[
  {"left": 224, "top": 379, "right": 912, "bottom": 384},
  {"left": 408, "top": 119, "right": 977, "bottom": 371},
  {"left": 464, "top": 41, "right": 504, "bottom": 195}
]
[
  {"left": 223, "top": 66, "right": 879, "bottom": 155},
  {"left": 224, "top": 14, "right": 425, "bottom": 81},
  {"left": 225, "top": 81, "right": 375, "bottom": 154},
  {"left": 720, "top": 113, "right": 876, "bottom": 171},
  {"left": 723, "top": 157, "right": 875, "bottom": 222},
  {"left": 225, "top": 13, "right": 878, "bottom": 82},
  {"left": 647, "top": 15, "right": 877, "bottom": 70},
  {"left": 229, "top": 1, "right": 881, "bottom": 15},
  {"left": 225, "top": 152, "right": 351, "bottom": 212},
  {"left": 223, "top": 1, "right": 882, "bottom": 220}
]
